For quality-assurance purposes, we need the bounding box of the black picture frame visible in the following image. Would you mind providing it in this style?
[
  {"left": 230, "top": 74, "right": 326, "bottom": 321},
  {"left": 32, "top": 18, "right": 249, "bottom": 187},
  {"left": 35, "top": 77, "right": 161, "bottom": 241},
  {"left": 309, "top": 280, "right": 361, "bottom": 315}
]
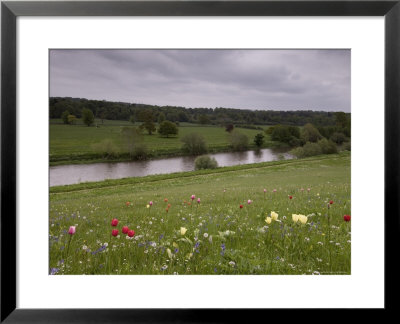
[{"left": 1, "top": 0, "right": 399, "bottom": 321}]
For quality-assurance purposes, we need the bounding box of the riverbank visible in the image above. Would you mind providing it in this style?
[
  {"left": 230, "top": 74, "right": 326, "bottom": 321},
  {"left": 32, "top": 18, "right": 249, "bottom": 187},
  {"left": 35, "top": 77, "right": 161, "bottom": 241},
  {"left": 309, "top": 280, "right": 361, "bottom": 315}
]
[
  {"left": 50, "top": 151, "right": 350, "bottom": 193},
  {"left": 49, "top": 142, "right": 287, "bottom": 166}
]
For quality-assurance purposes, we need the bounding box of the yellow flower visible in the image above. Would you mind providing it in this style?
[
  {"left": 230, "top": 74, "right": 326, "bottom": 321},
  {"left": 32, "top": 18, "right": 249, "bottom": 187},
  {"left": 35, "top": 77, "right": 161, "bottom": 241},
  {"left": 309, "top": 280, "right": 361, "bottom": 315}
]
[
  {"left": 298, "top": 214, "right": 308, "bottom": 224},
  {"left": 180, "top": 227, "right": 187, "bottom": 235},
  {"left": 292, "top": 214, "right": 299, "bottom": 223},
  {"left": 166, "top": 248, "right": 172, "bottom": 259},
  {"left": 265, "top": 217, "right": 272, "bottom": 224},
  {"left": 146, "top": 204, "right": 150, "bottom": 208},
  {"left": 271, "top": 211, "right": 278, "bottom": 221}
]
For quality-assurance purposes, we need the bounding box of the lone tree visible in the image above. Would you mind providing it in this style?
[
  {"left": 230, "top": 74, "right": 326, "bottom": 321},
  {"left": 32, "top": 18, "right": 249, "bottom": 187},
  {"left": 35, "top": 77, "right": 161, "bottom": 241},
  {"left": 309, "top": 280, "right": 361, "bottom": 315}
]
[
  {"left": 82, "top": 108, "right": 94, "bottom": 126},
  {"left": 139, "top": 110, "right": 156, "bottom": 135},
  {"left": 61, "top": 110, "right": 70, "bottom": 124},
  {"left": 158, "top": 120, "right": 178, "bottom": 138},
  {"left": 254, "top": 133, "right": 265, "bottom": 148}
]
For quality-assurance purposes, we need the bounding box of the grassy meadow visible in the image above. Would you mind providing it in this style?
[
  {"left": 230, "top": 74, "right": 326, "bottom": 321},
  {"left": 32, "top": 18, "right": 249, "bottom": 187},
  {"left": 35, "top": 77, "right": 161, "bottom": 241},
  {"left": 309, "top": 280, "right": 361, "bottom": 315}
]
[
  {"left": 50, "top": 119, "right": 273, "bottom": 165},
  {"left": 49, "top": 152, "right": 351, "bottom": 275}
]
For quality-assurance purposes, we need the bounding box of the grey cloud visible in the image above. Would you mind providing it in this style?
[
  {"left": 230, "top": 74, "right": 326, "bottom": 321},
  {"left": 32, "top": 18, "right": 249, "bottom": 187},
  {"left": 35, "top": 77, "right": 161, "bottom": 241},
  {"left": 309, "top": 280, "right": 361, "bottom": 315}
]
[{"left": 50, "top": 49, "right": 350, "bottom": 112}]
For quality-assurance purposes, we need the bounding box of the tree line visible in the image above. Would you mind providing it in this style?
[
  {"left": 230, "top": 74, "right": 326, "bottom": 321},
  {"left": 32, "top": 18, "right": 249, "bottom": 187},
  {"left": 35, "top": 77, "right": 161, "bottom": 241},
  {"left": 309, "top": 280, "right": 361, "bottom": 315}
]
[{"left": 50, "top": 97, "right": 349, "bottom": 127}]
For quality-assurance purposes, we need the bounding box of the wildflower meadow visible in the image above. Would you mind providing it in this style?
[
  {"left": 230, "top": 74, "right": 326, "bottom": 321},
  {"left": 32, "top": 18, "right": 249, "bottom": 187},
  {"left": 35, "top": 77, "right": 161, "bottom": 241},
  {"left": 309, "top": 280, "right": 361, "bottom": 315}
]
[{"left": 49, "top": 153, "right": 351, "bottom": 275}]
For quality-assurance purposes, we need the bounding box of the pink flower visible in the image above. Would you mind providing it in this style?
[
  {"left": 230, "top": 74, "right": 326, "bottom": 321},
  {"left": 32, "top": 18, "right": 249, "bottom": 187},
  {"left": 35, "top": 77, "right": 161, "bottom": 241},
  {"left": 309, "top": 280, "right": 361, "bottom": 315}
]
[
  {"left": 68, "top": 226, "right": 76, "bottom": 235},
  {"left": 111, "top": 218, "right": 118, "bottom": 227},
  {"left": 122, "top": 226, "right": 129, "bottom": 234},
  {"left": 263, "top": 189, "right": 267, "bottom": 193},
  {"left": 191, "top": 195, "right": 195, "bottom": 200},
  {"left": 128, "top": 230, "right": 135, "bottom": 237},
  {"left": 197, "top": 198, "right": 201, "bottom": 204},
  {"left": 149, "top": 201, "right": 153, "bottom": 206},
  {"left": 111, "top": 229, "right": 119, "bottom": 237},
  {"left": 300, "top": 188, "right": 304, "bottom": 191},
  {"left": 247, "top": 199, "right": 252, "bottom": 205},
  {"left": 307, "top": 188, "right": 311, "bottom": 192},
  {"left": 273, "top": 189, "right": 277, "bottom": 192}
]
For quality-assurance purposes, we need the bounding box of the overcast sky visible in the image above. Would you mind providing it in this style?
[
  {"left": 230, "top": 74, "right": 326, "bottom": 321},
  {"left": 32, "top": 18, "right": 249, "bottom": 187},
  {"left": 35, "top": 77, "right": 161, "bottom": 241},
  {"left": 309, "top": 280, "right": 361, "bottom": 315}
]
[{"left": 50, "top": 49, "right": 350, "bottom": 112}]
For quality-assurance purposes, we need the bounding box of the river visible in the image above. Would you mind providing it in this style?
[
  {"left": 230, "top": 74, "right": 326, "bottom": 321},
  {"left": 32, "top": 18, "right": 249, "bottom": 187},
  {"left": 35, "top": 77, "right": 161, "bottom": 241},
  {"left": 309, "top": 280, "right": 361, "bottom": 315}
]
[{"left": 50, "top": 148, "right": 293, "bottom": 186}]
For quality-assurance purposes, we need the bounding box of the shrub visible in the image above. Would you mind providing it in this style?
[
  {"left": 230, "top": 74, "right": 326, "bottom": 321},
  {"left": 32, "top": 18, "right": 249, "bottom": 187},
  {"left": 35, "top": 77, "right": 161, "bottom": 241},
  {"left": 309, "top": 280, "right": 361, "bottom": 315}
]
[
  {"left": 303, "top": 142, "right": 323, "bottom": 156},
  {"left": 181, "top": 133, "right": 208, "bottom": 155},
  {"left": 302, "top": 123, "right": 322, "bottom": 143},
  {"left": 271, "top": 125, "right": 301, "bottom": 145},
  {"left": 131, "top": 143, "right": 148, "bottom": 160},
  {"left": 330, "top": 132, "right": 347, "bottom": 145},
  {"left": 291, "top": 142, "right": 323, "bottom": 158},
  {"left": 92, "top": 139, "right": 119, "bottom": 159},
  {"left": 225, "top": 124, "right": 234, "bottom": 133},
  {"left": 253, "top": 133, "right": 265, "bottom": 147},
  {"left": 342, "top": 141, "right": 351, "bottom": 151},
  {"left": 121, "top": 126, "right": 148, "bottom": 160},
  {"left": 229, "top": 131, "right": 249, "bottom": 151},
  {"left": 194, "top": 155, "right": 218, "bottom": 170},
  {"left": 158, "top": 120, "right": 178, "bottom": 138},
  {"left": 318, "top": 138, "right": 338, "bottom": 154},
  {"left": 67, "top": 114, "right": 77, "bottom": 125}
]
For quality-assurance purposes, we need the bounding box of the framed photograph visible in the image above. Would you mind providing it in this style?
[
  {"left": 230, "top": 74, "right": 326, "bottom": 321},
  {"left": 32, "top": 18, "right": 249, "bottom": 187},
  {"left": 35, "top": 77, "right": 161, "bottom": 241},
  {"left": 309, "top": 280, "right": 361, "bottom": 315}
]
[{"left": 1, "top": 0, "right": 398, "bottom": 321}]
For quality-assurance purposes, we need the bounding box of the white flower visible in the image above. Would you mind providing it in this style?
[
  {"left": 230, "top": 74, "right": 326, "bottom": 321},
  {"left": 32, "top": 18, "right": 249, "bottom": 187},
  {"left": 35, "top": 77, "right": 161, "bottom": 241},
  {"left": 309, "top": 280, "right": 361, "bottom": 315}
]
[
  {"left": 203, "top": 233, "right": 209, "bottom": 238},
  {"left": 228, "top": 261, "right": 235, "bottom": 267},
  {"left": 82, "top": 245, "right": 88, "bottom": 250}
]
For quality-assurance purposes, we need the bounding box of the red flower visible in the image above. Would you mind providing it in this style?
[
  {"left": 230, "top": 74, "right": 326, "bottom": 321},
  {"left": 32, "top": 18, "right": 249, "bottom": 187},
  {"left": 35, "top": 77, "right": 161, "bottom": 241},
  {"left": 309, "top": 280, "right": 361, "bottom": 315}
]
[
  {"left": 167, "top": 204, "right": 171, "bottom": 208},
  {"left": 166, "top": 208, "right": 169, "bottom": 213},
  {"left": 164, "top": 198, "right": 168, "bottom": 202},
  {"left": 111, "top": 218, "right": 119, "bottom": 227},
  {"left": 289, "top": 196, "right": 293, "bottom": 200},
  {"left": 125, "top": 202, "right": 130, "bottom": 206},
  {"left": 128, "top": 230, "right": 135, "bottom": 237},
  {"left": 122, "top": 226, "right": 129, "bottom": 234},
  {"left": 239, "top": 204, "right": 243, "bottom": 209},
  {"left": 343, "top": 215, "right": 351, "bottom": 222},
  {"left": 111, "top": 229, "right": 119, "bottom": 237},
  {"left": 329, "top": 200, "right": 334, "bottom": 205}
]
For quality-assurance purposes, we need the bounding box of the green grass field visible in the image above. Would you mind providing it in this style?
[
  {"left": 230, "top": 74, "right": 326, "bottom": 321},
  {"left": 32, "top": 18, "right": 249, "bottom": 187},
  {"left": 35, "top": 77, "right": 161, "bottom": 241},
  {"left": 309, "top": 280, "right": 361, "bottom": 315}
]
[
  {"left": 49, "top": 119, "right": 273, "bottom": 164},
  {"left": 49, "top": 153, "right": 351, "bottom": 275}
]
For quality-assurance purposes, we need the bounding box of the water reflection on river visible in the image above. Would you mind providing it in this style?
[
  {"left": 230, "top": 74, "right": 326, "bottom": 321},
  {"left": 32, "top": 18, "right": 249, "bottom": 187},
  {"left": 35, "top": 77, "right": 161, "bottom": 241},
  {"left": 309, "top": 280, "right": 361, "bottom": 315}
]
[{"left": 50, "top": 148, "right": 293, "bottom": 186}]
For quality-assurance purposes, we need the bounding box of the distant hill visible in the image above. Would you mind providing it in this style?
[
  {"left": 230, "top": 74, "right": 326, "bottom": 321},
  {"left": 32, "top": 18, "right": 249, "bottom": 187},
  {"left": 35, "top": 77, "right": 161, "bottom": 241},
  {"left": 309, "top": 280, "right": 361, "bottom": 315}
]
[{"left": 49, "top": 97, "right": 349, "bottom": 127}]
